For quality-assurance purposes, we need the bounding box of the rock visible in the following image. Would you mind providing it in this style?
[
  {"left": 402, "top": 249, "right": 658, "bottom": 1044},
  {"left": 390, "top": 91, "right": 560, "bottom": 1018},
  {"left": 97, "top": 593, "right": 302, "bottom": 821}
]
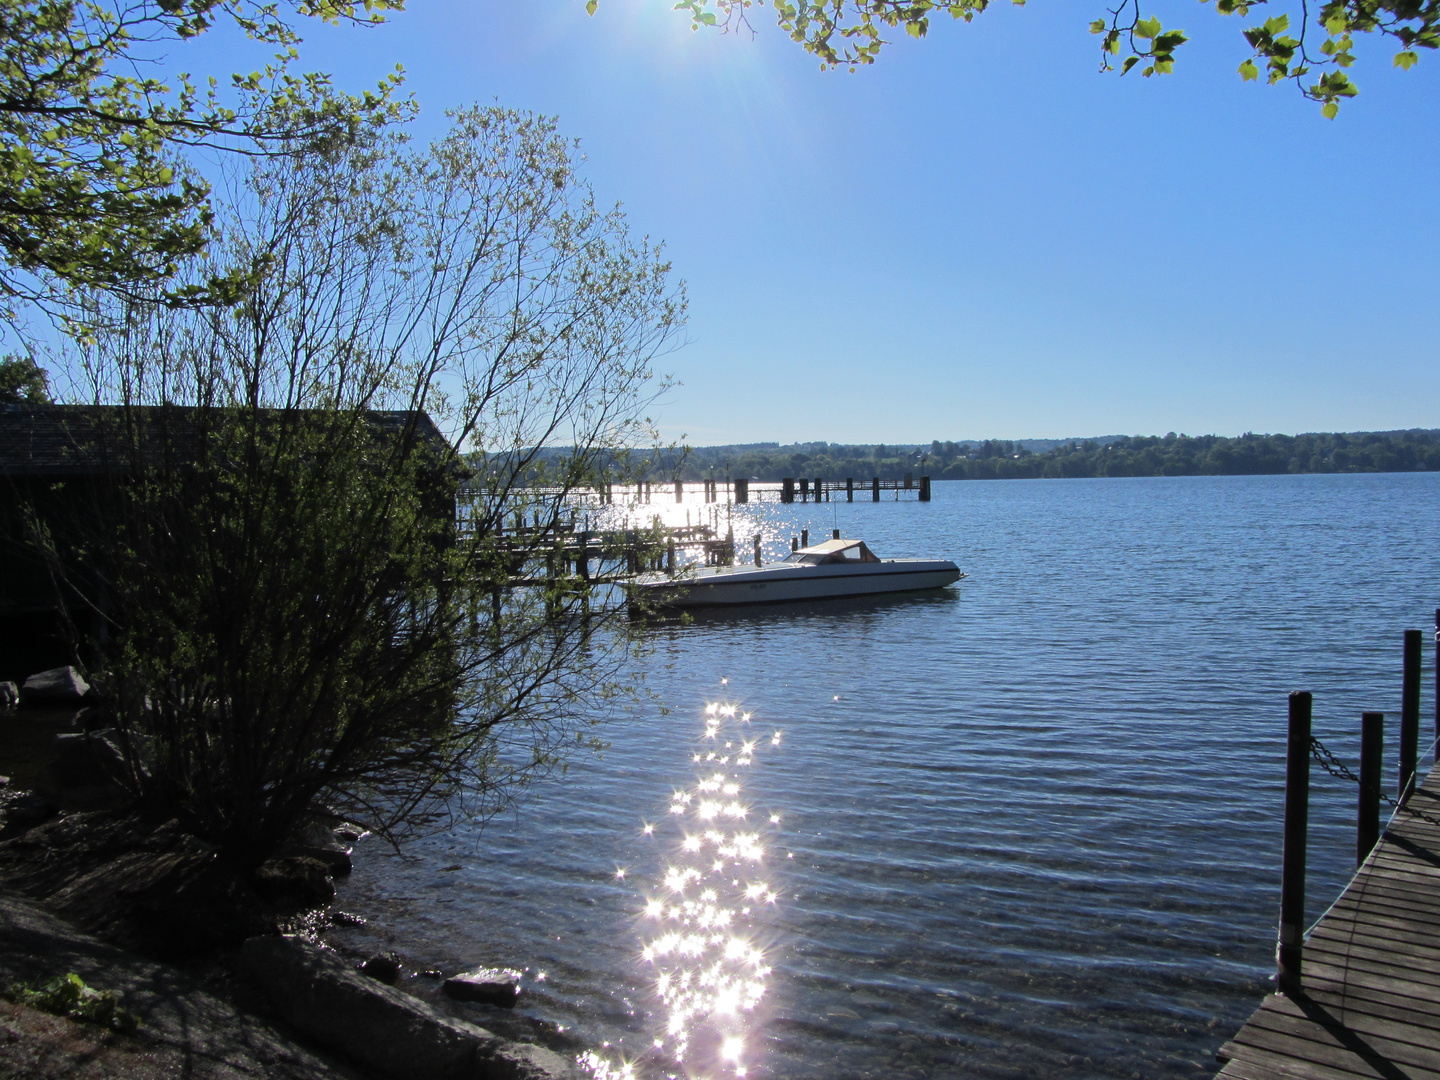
[
  {"left": 20, "top": 667, "right": 89, "bottom": 706},
  {"left": 240, "top": 935, "right": 580, "bottom": 1080},
  {"left": 361, "top": 952, "right": 402, "bottom": 984},
  {"left": 281, "top": 819, "right": 354, "bottom": 877},
  {"left": 444, "top": 968, "right": 522, "bottom": 1009},
  {"left": 253, "top": 855, "right": 336, "bottom": 910},
  {"left": 0, "top": 682, "right": 18, "bottom": 711},
  {"left": 0, "top": 790, "right": 58, "bottom": 831},
  {"left": 46, "top": 730, "right": 130, "bottom": 801}
]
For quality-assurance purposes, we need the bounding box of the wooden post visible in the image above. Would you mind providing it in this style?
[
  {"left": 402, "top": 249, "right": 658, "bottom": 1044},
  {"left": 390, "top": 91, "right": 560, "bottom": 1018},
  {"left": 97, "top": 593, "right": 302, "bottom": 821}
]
[
  {"left": 782, "top": 478, "right": 795, "bottom": 504},
  {"left": 675, "top": 480, "right": 683, "bottom": 503},
  {"left": 791, "top": 536, "right": 798, "bottom": 552},
  {"left": 871, "top": 477, "right": 880, "bottom": 502},
  {"left": 832, "top": 528, "right": 840, "bottom": 540},
  {"left": 800, "top": 529, "right": 808, "bottom": 548},
  {"left": 1401, "top": 629, "right": 1421, "bottom": 804},
  {"left": 799, "top": 477, "right": 809, "bottom": 503},
  {"left": 753, "top": 534, "right": 762, "bottom": 567},
  {"left": 577, "top": 531, "right": 590, "bottom": 582},
  {"left": 814, "top": 477, "right": 822, "bottom": 502},
  {"left": 727, "top": 525, "right": 735, "bottom": 565},
  {"left": 919, "top": 475, "right": 931, "bottom": 502},
  {"left": 666, "top": 538, "right": 675, "bottom": 574},
  {"left": 735, "top": 478, "right": 749, "bottom": 504},
  {"left": 1279, "top": 690, "right": 1312, "bottom": 996},
  {"left": 1358, "top": 711, "right": 1383, "bottom": 867},
  {"left": 846, "top": 477, "right": 854, "bottom": 502},
  {"left": 903, "top": 472, "right": 913, "bottom": 490}
]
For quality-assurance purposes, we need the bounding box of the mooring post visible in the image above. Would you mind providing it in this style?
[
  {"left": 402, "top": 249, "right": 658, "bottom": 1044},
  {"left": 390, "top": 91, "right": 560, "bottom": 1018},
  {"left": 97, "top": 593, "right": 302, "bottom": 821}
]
[
  {"left": 735, "top": 478, "right": 749, "bottom": 504},
  {"left": 1359, "top": 711, "right": 1383, "bottom": 867},
  {"left": 666, "top": 538, "right": 675, "bottom": 574},
  {"left": 577, "top": 530, "right": 590, "bottom": 582},
  {"left": 832, "top": 528, "right": 840, "bottom": 540},
  {"left": 846, "top": 477, "right": 854, "bottom": 502},
  {"left": 1401, "top": 629, "right": 1421, "bottom": 804},
  {"left": 919, "top": 475, "right": 931, "bottom": 502},
  {"left": 800, "top": 529, "right": 808, "bottom": 548},
  {"left": 799, "top": 478, "right": 809, "bottom": 503},
  {"left": 675, "top": 480, "right": 683, "bottom": 504},
  {"left": 753, "top": 534, "right": 762, "bottom": 567},
  {"left": 814, "top": 477, "right": 822, "bottom": 502},
  {"left": 1279, "top": 689, "right": 1312, "bottom": 996},
  {"left": 872, "top": 477, "right": 880, "bottom": 502},
  {"left": 791, "top": 536, "right": 798, "bottom": 552},
  {"left": 782, "top": 478, "right": 795, "bottom": 504}
]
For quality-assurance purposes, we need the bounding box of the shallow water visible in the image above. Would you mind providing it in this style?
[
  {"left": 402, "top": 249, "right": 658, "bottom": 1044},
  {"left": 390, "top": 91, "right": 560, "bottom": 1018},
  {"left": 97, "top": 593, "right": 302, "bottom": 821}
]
[{"left": 335, "top": 472, "right": 1440, "bottom": 1080}]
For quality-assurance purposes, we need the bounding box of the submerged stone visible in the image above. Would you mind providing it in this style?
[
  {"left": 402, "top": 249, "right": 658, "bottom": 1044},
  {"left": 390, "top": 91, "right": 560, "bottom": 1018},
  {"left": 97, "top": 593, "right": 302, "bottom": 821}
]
[{"left": 443, "top": 967, "right": 522, "bottom": 1008}]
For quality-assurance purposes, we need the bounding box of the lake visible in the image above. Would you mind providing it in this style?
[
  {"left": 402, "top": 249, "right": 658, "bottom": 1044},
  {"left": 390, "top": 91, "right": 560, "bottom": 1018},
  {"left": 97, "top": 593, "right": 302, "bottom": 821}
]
[{"left": 333, "top": 471, "right": 1440, "bottom": 1080}]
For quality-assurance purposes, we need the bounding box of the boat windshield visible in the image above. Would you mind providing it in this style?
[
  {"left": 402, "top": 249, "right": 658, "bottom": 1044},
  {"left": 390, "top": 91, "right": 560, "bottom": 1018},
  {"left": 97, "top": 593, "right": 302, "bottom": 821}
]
[{"left": 782, "top": 552, "right": 827, "bottom": 564}]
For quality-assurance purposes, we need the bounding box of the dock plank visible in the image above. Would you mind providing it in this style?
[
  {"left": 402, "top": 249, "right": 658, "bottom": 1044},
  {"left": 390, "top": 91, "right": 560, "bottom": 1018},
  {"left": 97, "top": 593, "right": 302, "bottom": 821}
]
[{"left": 1218, "top": 771, "right": 1440, "bottom": 1080}]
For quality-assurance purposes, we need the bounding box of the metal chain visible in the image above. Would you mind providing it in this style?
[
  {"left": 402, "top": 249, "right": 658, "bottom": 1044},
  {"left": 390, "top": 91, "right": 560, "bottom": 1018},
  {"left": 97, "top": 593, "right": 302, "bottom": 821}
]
[{"left": 1309, "top": 734, "right": 1440, "bottom": 830}]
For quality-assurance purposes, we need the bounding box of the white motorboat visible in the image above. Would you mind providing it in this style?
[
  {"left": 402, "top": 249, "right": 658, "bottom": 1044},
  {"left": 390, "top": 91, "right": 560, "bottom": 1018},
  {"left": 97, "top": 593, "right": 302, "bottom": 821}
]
[{"left": 626, "top": 538, "right": 963, "bottom": 609}]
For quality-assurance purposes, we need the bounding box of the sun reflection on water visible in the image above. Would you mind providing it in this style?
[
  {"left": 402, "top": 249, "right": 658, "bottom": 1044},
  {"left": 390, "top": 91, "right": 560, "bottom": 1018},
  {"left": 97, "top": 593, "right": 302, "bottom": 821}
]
[{"left": 583, "top": 692, "right": 783, "bottom": 1080}]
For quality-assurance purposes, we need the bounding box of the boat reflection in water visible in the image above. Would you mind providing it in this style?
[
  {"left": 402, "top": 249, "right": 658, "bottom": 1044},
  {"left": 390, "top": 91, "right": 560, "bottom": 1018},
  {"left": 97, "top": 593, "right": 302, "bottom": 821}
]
[{"left": 581, "top": 698, "right": 783, "bottom": 1080}]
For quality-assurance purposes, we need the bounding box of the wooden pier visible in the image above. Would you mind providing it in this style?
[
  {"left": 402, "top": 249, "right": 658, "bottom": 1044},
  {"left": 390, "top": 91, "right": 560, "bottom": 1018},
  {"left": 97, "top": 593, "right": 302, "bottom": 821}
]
[
  {"left": 1219, "top": 621, "right": 1440, "bottom": 1080},
  {"left": 1218, "top": 768, "right": 1440, "bottom": 1079}
]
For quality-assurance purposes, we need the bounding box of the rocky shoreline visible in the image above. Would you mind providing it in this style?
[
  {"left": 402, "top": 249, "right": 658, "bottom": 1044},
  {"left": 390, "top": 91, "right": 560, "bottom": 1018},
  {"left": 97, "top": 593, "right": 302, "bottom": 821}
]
[{"left": 0, "top": 683, "right": 591, "bottom": 1080}]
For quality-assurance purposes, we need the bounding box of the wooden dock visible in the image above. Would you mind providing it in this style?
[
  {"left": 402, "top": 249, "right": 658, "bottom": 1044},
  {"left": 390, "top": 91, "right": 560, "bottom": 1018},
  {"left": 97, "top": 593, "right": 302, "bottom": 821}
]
[{"left": 1217, "top": 767, "right": 1440, "bottom": 1080}]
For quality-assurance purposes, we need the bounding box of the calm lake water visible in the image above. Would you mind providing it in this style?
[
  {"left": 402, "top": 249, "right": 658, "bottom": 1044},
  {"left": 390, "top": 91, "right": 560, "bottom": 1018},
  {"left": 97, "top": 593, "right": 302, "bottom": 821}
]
[{"left": 333, "top": 472, "right": 1440, "bottom": 1080}]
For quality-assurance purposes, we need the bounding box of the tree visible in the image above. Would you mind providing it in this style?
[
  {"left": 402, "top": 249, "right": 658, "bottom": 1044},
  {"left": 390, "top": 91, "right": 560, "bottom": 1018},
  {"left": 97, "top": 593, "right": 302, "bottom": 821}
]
[
  {"left": 632, "top": 0, "right": 1436, "bottom": 116},
  {"left": 31, "top": 104, "right": 685, "bottom": 868},
  {"left": 0, "top": 0, "right": 405, "bottom": 329},
  {"left": 0, "top": 353, "right": 49, "bottom": 401}
]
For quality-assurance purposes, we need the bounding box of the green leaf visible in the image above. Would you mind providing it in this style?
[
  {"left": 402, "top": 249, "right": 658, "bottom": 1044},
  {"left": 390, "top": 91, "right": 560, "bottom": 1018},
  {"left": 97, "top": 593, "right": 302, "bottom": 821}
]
[
  {"left": 586, "top": 0, "right": 597, "bottom": 13},
  {"left": 1238, "top": 58, "right": 1260, "bottom": 80},
  {"left": 1121, "top": 55, "right": 1140, "bottom": 73},
  {"left": 1089, "top": 18, "right": 1106, "bottom": 32},
  {"left": 1135, "top": 16, "right": 1163, "bottom": 37},
  {"left": 1394, "top": 50, "right": 1419, "bottom": 69},
  {"left": 1322, "top": 101, "right": 1339, "bottom": 117}
]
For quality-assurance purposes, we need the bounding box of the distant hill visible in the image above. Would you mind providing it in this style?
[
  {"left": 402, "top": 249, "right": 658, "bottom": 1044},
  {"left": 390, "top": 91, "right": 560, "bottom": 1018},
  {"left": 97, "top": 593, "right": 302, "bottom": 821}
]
[{"left": 666, "top": 430, "right": 1440, "bottom": 482}]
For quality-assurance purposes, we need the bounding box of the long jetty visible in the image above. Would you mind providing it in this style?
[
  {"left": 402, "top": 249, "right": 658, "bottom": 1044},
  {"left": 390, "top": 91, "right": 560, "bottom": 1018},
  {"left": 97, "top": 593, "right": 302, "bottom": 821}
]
[
  {"left": 1218, "top": 618, "right": 1440, "bottom": 1079},
  {"left": 465, "top": 475, "right": 936, "bottom": 507}
]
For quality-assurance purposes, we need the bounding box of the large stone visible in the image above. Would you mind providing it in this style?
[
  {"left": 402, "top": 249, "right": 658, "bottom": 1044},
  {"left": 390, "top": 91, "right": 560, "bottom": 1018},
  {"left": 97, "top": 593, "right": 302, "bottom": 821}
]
[
  {"left": 239, "top": 936, "right": 579, "bottom": 1080},
  {"left": 20, "top": 667, "right": 90, "bottom": 706},
  {"left": 444, "top": 967, "right": 522, "bottom": 1008},
  {"left": 0, "top": 682, "right": 18, "bottom": 710}
]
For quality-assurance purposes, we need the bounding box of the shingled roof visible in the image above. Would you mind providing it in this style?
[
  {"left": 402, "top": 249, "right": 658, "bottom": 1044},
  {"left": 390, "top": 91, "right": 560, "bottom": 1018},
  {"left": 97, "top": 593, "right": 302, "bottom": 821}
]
[{"left": 0, "top": 404, "right": 457, "bottom": 479}]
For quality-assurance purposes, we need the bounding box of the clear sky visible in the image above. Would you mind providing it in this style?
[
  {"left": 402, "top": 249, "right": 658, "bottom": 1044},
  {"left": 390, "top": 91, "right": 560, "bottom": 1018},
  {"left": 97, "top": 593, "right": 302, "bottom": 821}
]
[{"left": 198, "top": 0, "right": 1437, "bottom": 444}]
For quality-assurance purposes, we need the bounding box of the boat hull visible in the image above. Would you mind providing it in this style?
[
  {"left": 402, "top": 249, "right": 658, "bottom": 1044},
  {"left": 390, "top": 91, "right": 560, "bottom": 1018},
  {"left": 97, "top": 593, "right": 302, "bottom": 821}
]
[{"left": 627, "top": 560, "right": 962, "bottom": 609}]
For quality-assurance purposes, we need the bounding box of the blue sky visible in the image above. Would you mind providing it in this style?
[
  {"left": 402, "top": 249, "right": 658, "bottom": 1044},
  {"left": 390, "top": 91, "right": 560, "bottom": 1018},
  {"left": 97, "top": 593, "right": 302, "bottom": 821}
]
[{"left": 198, "top": 0, "right": 1436, "bottom": 444}]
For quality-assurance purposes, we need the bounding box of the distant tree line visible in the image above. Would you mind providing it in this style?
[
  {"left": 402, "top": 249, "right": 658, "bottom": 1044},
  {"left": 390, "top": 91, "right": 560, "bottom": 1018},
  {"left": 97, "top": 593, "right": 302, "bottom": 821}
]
[{"left": 666, "top": 430, "right": 1440, "bottom": 482}]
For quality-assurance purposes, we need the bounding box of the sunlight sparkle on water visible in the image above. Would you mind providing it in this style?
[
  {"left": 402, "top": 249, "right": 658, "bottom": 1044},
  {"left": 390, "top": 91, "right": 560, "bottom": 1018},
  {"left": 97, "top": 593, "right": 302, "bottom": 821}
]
[{"left": 596, "top": 696, "right": 785, "bottom": 1080}]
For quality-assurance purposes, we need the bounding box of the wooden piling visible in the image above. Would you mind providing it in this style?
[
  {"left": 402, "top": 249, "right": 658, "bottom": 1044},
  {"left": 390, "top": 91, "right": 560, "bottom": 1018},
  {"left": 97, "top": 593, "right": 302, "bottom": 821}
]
[
  {"left": 800, "top": 529, "right": 808, "bottom": 548},
  {"left": 1358, "top": 711, "right": 1383, "bottom": 867},
  {"left": 791, "top": 536, "right": 798, "bottom": 552},
  {"left": 903, "top": 472, "right": 913, "bottom": 490},
  {"left": 1400, "top": 628, "right": 1421, "bottom": 804},
  {"left": 846, "top": 477, "right": 854, "bottom": 502},
  {"left": 832, "top": 528, "right": 840, "bottom": 540},
  {"left": 814, "top": 477, "right": 822, "bottom": 502},
  {"left": 799, "top": 478, "right": 809, "bottom": 503},
  {"left": 735, "top": 478, "right": 749, "bottom": 504},
  {"left": 871, "top": 477, "right": 880, "bottom": 502},
  {"left": 753, "top": 534, "right": 762, "bottom": 567},
  {"left": 782, "top": 478, "right": 795, "bottom": 504},
  {"left": 919, "top": 475, "right": 931, "bottom": 502},
  {"left": 1278, "top": 690, "right": 1312, "bottom": 996}
]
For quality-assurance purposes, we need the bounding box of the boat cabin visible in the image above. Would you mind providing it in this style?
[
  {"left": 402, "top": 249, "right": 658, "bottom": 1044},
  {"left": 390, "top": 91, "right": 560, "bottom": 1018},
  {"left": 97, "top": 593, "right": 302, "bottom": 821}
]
[{"left": 783, "top": 539, "right": 881, "bottom": 565}]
